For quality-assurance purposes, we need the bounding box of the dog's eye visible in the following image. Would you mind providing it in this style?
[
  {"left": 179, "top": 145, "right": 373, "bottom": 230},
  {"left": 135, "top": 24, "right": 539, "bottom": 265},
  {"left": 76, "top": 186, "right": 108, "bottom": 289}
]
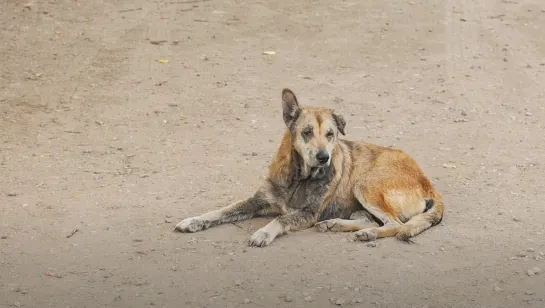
[
  {"left": 302, "top": 129, "right": 313, "bottom": 137},
  {"left": 326, "top": 131, "right": 334, "bottom": 138}
]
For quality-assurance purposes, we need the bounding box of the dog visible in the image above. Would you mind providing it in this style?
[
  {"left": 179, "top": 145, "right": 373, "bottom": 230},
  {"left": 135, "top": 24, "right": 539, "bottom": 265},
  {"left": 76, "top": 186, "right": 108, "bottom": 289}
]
[{"left": 175, "top": 88, "right": 443, "bottom": 247}]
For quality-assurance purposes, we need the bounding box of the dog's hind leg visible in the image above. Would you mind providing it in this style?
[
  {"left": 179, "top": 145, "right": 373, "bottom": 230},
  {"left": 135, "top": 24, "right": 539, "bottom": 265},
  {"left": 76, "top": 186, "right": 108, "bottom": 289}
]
[{"left": 174, "top": 194, "right": 271, "bottom": 233}]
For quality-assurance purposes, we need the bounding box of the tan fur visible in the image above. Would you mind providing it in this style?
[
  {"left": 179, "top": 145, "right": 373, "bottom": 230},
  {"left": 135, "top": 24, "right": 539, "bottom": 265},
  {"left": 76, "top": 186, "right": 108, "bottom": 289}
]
[{"left": 175, "top": 88, "right": 443, "bottom": 246}]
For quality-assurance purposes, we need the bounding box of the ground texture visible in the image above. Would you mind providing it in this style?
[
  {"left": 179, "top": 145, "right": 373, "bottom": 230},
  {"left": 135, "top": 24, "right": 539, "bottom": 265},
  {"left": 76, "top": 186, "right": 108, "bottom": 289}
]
[{"left": 1, "top": 0, "right": 545, "bottom": 307}]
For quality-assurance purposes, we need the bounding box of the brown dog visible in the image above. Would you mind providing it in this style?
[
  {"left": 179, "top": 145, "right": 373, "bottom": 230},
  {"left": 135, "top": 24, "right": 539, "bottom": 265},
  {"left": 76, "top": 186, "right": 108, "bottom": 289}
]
[{"left": 175, "top": 88, "right": 443, "bottom": 247}]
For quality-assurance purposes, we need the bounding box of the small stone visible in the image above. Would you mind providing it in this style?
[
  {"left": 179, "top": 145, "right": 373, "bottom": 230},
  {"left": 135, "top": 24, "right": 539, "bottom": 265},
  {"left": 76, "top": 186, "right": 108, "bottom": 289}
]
[
  {"left": 164, "top": 219, "right": 172, "bottom": 223},
  {"left": 525, "top": 111, "right": 532, "bottom": 116},
  {"left": 283, "top": 295, "right": 293, "bottom": 302},
  {"left": 251, "top": 152, "right": 258, "bottom": 156},
  {"left": 461, "top": 110, "right": 467, "bottom": 116},
  {"left": 513, "top": 217, "right": 522, "bottom": 222},
  {"left": 304, "top": 296, "right": 313, "bottom": 302},
  {"left": 531, "top": 267, "right": 541, "bottom": 274},
  {"left": 497, "top": 211, "right": 504, "bottom": 215},
  {"left": 517, "top": 252, "right": 527, "bottom": 258},
  {"left": 243, "top": 298, "right": 251, "bottom": 304},
  {"left": 244, "top": 103, "right": 249, "bottom": 108},
  {"left": 527, "top": 248, "right": 535, "bottom": 252},
  {"left": 335, "top": 298, "right": 346, "bottom": 305},
  {"left": 234, "top": 279, "right": 242, "bottom": 286},
  {"left": 440, "top": 246, "right": 446, "bottom": 252},
  {"left": 366, "top": 241, "right": 377, "bottom": 248},
  {"left": 525, "top": 291, "right": 535, "bottom": 295},
  {"left": 527, "top": 269, "right": 536, "bottom": 277}
]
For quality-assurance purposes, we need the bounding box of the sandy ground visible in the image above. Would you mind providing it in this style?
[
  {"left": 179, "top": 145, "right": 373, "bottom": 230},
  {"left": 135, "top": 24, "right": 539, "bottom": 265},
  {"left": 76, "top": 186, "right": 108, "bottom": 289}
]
[{"left": 1, "top": 0, "right": 545, "bottom": 307}]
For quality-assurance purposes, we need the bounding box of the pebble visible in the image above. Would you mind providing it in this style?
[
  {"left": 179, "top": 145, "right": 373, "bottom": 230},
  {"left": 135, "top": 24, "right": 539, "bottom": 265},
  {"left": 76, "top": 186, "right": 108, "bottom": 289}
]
[
  {"left": 283, "top": 295, "right": 292, "bottom": 302},
  {"left": 304, "top": 296, "right": 313, "bottom": 302},
  {"left": 525, "top": 111, "right": 532, "bottom": 116},
  {"left": 517, "top": 252, "right": 527, "bottom": 258},
  {"left": 527, "top": 248, "right": 535, "bottom": 252},
  {"left": 527, "top": 267, "right": 541, "bottom": 277},
  {"left": 251, "top": 152, "right": 258, "bottom": 156},
  {"left": 234, "top": 279, "right": 242, "bottom": 286},
  {"left": 526, "top": 291, "right": 535, "bottom": 295},
  {"left": 164, "top": 219, "right": 171, "bottom": 223},
  {"left": 461, "top": 110, "right": 468, "bottom": 116},
  {"left": 243, "top": 298, "right": 251, "bottom": 304},
  {"left": 366, "top": 241, "right": 377, "bottom": 248},
  {"left": 330, "top": 298, "right": 345, "bottom": 305}
]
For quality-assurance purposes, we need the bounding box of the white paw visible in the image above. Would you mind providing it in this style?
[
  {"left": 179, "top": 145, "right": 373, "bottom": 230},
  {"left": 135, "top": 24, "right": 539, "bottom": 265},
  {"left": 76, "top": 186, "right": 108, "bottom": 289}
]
[
  {"left": 315, "top": 219, "right": 342, "bottom": 232},
  {"left": 174, "top": 217, "right": 208, "bottom": 233},
  {"left": 355, "top": 228, "right": 378, "bottom": 241},
  {"left": 248, "top": 230, "right": 275, "bottom": 247}
]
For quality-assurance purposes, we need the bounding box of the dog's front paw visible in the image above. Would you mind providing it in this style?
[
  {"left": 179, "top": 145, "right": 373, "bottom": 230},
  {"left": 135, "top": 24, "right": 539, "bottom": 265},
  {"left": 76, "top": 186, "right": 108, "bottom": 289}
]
[
  {"left": 315, "top": 219, "right": 342, "bottom": 232},
  {"left": 354, "top": 228, "right": 378, "bottom": 242},
  {"left": 248, "top": 230, "right": 275, "bottom": 247},
  {"left": 174, "top": 217, "right": 208, "bottom": 233}
]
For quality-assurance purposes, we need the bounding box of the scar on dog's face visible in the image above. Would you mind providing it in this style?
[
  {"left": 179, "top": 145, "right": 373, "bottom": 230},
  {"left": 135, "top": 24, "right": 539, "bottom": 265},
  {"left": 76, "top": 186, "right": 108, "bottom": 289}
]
[{"left": 281, "top": 88, "right": 346, "bottom": 168}]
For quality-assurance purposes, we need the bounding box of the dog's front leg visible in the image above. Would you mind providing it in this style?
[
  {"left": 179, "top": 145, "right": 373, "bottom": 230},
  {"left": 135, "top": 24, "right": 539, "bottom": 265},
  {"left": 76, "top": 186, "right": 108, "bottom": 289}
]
[
  {"left": 175, "top": 195, "right": 270, "bottom": 233},
  {"left": 248, "top": 209, "right": 316, "bottom": 247}
]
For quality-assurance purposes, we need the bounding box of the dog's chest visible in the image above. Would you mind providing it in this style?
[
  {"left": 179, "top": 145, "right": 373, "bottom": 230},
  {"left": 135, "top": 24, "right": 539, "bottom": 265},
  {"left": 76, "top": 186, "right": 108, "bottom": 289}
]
[{"left": 284, "top": 177, "right": 329, "bottom": 209}]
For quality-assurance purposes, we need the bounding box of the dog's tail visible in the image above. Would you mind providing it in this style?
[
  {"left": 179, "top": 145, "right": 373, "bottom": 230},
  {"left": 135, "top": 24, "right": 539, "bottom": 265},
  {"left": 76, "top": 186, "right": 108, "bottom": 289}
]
[{"left": 395, "top": 192, "right": 444, "bottom": 242}]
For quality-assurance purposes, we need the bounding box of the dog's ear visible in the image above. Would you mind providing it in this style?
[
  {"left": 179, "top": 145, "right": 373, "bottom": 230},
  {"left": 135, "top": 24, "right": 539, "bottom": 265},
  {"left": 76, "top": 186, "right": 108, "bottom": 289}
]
[
  {"left": 333, "top": 113, "right": 346, "bottom": 135},
  {"left": 282, "top": 88, "right": 300, "bottom": 127}
]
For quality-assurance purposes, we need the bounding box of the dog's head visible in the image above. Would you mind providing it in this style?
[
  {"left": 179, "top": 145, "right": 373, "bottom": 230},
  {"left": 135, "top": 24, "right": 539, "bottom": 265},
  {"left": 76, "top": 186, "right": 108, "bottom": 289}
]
[{"left": 281, "top": 88, "right": 346, "bottom": 168}]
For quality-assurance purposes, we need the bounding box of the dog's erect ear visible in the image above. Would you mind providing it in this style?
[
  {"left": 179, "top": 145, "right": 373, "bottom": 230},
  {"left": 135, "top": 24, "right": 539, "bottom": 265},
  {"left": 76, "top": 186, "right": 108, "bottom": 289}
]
[
  {"left": 333, "top": 113, "right": 346, "bottom": 135},
  {"left": 282, "top": 88, "right": 300, "bottom": 127}
]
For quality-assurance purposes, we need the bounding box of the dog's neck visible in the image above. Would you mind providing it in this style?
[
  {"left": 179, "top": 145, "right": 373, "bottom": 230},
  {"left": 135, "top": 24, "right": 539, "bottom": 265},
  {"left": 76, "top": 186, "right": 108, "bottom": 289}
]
[{"left": 267, "top": 130, "right": 333, "bottom": 186}]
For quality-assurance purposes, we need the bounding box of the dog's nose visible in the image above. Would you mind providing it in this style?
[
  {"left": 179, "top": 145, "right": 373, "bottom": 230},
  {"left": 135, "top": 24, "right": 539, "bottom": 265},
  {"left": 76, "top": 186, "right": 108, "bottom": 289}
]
[{"left": 316, "top": 151, "right": 329, "bottom": 164}]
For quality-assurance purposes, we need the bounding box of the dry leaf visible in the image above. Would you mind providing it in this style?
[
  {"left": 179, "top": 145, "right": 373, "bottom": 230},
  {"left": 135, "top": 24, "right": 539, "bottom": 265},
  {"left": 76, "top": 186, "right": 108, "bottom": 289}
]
[
  {"left": 262, "top": 51, "right": 276, "bottom": 55},
  {"left": 157, "top": 59, "right": 169, "bottom": 64},
  {"left": 442, "top": 163, "right": 457, "bottom": 169}
]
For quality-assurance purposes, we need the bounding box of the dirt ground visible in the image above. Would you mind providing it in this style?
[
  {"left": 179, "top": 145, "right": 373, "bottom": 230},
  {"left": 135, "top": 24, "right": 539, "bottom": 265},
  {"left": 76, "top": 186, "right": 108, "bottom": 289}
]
[{"left": 1, "top": 0, "right": 545, "bottom": 307}]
